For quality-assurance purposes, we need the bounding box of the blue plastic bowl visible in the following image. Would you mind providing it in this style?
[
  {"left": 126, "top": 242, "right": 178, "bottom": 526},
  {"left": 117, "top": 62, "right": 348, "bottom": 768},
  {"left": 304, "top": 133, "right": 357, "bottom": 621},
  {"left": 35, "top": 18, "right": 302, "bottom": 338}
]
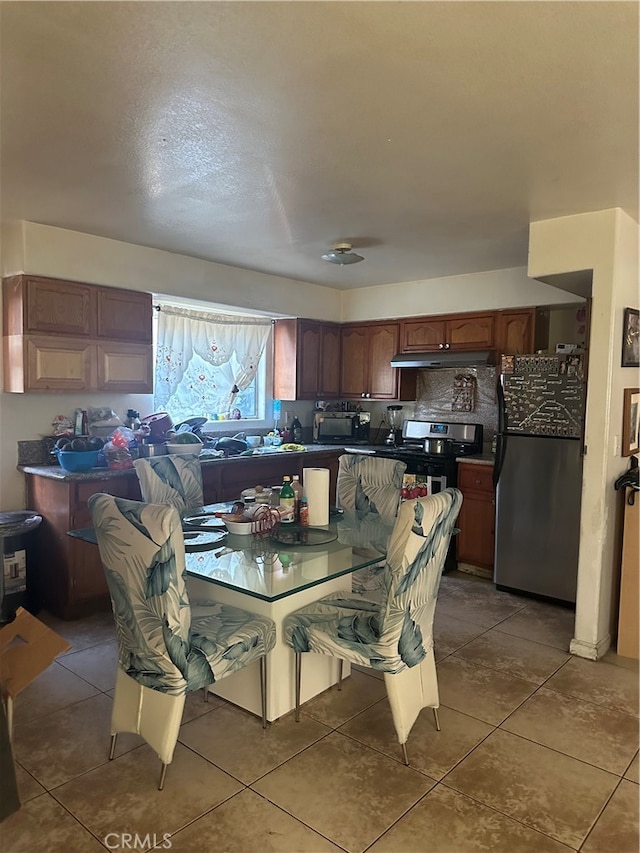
[{"left": 55, "top": 449, "right": 101, "bottom": 472}]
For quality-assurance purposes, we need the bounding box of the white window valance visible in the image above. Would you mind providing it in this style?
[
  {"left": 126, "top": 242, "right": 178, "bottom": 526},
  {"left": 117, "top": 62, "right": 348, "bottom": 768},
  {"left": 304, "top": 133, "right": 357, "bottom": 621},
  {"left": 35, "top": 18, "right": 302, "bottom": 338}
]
[{"left": 154, "top": 304, "right": 272, "bottom": 414}]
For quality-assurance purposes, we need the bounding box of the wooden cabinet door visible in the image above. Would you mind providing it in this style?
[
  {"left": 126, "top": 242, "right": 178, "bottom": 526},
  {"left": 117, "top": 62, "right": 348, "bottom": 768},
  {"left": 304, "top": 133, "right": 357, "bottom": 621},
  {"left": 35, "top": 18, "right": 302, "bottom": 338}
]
[
  {"left": 97, "top": 342, "right": 153, "bottom": 393},
  {"left": 298, "top": 322, "right": 322, "bottom": 399},
  {"left": 456, "top": 463, "right": 495, "bottom": 570},
  {"left": 98, "top": 288, "right": 152, "bottom": 342},
  {"left": 340, "top": 326, "right": 369, "bottom": 398},
  {"left": 320, "top": 324, "right": 341, "bottom": 397},
  {"left": 25, "top": 336, "right": 95, "bottom": 391},
  {"left": 26, "top": 277, "right": 95, "bottom": 336},
  {"left": 368, "top": 323, "right": 400, "bottom": 399},
  {"left": 402, "top": 319, "right": 446, "bottom": 351},
  {"left": 495, "top": 309, "right": 535, "bottom": 355},
  {"left": 447, "top": 314, "right": 494, "bottom": 349}
]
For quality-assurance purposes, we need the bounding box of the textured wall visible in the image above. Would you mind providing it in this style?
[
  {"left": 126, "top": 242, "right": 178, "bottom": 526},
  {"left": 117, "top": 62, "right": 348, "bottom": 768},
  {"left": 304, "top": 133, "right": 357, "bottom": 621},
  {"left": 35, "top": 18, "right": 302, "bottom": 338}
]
[{"left": 414, "top": 367, "right": 498, "bottom": 447}]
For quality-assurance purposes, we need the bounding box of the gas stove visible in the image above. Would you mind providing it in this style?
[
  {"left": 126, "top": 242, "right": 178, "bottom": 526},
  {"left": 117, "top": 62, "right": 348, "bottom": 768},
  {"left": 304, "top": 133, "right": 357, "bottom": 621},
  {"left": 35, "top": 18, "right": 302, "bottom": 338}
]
[{"left": 376, "top": 420, "right": 483, "bottom": 467}]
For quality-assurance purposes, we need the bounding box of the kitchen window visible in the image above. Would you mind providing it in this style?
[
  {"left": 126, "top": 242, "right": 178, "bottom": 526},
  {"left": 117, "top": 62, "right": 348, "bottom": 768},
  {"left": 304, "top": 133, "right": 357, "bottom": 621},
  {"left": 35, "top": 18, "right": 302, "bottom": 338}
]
[{"left": 153, "top": 302, "right": 273, "bottom": 427}]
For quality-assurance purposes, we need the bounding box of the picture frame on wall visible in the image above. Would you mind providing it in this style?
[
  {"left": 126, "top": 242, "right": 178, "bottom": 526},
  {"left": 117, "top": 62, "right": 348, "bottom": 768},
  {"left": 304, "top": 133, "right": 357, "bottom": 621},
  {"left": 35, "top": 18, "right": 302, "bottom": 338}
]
[
  {"left": 621, "top": 307, "right": 639, "bottom": 367},
  {"left": 622, "top": 387, "right": 640, "bottom": 456}
]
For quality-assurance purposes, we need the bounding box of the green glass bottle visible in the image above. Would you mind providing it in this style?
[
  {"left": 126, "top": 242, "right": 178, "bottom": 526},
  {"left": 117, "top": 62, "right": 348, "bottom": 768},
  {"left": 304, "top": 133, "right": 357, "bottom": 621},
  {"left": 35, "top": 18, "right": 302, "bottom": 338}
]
[{"left": 279, "top": 476, "right": 295, "bottom": 523}]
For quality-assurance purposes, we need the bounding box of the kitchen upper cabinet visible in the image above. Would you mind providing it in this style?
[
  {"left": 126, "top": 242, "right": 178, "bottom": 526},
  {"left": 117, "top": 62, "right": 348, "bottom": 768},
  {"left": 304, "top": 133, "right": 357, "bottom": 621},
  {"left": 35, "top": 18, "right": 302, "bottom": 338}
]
[
  {"left": 2, "top": 275, "right": 153, "bottom": 393},
  {"left": 274, "top": 319, "right": 341, "bottom": 400},
  {"left": 340, "top": 322, "right": 416, "bottom": 400},
  {"left": 494, "top": 309, "right": 535, "bottom": 355},
  {"left": 97, "top": 288, "right": 152, "bottom": 342},
  {"left": 401, "top": 312, "right": 495, "bottom": 352}
]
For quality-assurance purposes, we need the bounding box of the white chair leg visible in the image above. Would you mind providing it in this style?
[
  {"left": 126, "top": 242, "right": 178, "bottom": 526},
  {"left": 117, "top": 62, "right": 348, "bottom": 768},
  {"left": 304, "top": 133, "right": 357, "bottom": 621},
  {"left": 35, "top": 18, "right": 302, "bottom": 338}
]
[
  {"left": 260, "top": 655, "right": 268, "bottom": 729},
  {"left": 337, "top": 659, "right": 343, "bottom": 691},
  {"left": 109, "top": 733, "right": 118, "bottom": 760},
  {"left": 294, "top": 652, "right": 302, "bottom": 722}
]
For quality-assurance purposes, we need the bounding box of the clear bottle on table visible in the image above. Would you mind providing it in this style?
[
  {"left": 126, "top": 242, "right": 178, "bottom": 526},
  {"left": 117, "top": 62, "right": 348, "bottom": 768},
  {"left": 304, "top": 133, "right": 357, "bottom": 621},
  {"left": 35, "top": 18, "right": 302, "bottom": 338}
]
[{"left": 291, "top": 474, "right": 303, "bottom": 520}]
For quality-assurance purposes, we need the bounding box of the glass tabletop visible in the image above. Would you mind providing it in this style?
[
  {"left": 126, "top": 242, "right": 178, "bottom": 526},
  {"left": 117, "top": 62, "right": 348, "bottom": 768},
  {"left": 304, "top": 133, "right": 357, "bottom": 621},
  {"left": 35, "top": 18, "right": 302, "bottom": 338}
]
[{"left": 69, "top": 503, "right": 395, "bottom": 603}]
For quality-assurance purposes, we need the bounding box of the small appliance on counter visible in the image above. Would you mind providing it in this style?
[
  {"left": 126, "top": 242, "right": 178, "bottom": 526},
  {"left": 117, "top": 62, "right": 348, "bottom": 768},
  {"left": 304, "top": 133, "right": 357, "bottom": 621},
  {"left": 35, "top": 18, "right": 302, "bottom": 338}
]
[
  {"left": 385, "top": 406, "right": 403, "bottom": 447},
  {"left": 313, "top": 411, "right": 371, "bottom": 444}
]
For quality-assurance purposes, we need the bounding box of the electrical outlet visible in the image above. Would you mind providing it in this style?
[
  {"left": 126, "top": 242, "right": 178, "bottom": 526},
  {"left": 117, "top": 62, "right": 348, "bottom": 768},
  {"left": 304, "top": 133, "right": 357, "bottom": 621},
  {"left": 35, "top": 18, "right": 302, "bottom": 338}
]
[{"left": 613, "top": 434, "right": 622, "bottom": 456}]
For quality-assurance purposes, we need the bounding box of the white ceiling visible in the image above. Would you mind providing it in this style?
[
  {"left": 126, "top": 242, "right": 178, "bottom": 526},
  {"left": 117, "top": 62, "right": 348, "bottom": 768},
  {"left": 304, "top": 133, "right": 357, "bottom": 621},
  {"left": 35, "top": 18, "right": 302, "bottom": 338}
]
[{"left": 1, "top": 1, "right": 638, "bottom": 290}]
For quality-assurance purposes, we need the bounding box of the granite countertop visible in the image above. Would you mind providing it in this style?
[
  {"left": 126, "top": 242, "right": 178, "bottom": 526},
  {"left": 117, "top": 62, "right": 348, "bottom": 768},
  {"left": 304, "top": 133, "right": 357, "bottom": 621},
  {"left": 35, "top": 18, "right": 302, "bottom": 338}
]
[
  {"left": 18, "top": 444, "right": 346, "bottom": 481},
  {"left": 455, "top": 454, "right": 495, "bottom": 466}
]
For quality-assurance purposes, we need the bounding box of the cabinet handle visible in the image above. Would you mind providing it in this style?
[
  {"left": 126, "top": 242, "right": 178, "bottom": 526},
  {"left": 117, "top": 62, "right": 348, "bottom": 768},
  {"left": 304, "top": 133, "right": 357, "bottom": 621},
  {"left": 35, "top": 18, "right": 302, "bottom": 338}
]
[
  {"left": 475, "top": 479, "right": 481, "bottom": 485},
  {"left": 361, "top": 393, "right": 366, "bottom": 398},
  {"left": 445, "top": 343, "right": 451, "bottom": 349},
  {"left": 438, "top": 343, "right": 444, "bottom": 349}
]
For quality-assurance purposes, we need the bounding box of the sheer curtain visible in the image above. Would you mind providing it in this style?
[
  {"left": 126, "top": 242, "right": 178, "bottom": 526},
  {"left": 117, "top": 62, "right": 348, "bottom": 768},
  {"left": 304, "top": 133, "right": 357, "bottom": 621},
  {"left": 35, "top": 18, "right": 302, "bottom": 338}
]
[{"left": 154, "top": 305, "right": 272, "bottom": 416}]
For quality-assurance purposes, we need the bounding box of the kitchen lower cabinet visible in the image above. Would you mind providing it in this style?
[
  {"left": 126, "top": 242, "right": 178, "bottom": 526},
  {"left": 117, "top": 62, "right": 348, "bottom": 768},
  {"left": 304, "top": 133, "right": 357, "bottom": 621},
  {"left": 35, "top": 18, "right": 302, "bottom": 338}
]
[
  {"left": 25, "top": 471, "right": 141, "bottom": 619},
  {"left": 456, "top": 462, "right": 495, "bottom": 571}
]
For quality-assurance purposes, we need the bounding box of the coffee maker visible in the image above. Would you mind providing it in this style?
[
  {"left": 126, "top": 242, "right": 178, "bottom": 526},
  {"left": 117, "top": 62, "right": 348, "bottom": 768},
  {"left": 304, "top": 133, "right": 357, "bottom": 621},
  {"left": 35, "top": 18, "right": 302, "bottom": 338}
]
[{"left": 385, "top": 405, "right": 403, "bottom": 446}]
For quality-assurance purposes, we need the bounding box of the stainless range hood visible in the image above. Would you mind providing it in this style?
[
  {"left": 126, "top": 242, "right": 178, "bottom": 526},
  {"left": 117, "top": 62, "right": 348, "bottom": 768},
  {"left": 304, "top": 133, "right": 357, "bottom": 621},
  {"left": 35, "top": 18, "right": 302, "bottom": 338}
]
[{"left": 390, "top": 350, "right": 493, "bottom": 369}]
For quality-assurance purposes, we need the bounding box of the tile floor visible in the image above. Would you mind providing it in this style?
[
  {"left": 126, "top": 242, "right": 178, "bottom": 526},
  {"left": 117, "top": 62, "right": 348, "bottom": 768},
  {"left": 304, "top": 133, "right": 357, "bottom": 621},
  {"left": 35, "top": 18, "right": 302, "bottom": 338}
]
[{"left": 3, "top": 572, "right": 639, "bottom": 853}]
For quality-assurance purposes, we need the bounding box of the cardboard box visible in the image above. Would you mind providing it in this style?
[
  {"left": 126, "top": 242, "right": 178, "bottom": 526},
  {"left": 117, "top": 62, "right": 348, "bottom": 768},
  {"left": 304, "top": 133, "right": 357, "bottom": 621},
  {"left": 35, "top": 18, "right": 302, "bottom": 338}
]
[
  {"left": 0, "top": 608, "right": 71, "bottom": 820},
  {"left": 0, "top": 607, "right": 71, "bottom": 702}
]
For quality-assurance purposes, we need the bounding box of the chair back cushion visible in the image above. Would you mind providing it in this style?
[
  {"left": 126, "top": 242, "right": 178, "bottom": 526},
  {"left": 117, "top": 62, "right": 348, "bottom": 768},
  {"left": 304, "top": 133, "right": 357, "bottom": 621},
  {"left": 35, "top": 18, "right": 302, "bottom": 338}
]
[
  {"left": 89, "top": 494, "right": 209, "bottom": 696},
  {"left": 337, "top": 455, "right": 407, "bottom": 517},
  {"left": 133, "top": 456, "right": 204, "bottom": 512},
  {"left": 379, "top": 489, "right": 463, "bottom": 666}
]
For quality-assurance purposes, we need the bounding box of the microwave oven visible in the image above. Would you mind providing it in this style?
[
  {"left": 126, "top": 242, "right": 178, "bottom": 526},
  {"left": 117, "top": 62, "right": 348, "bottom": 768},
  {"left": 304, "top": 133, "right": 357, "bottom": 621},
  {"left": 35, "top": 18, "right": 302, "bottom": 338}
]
[{"left": 313, "top": 411, "right": 371, "bottom": 445}]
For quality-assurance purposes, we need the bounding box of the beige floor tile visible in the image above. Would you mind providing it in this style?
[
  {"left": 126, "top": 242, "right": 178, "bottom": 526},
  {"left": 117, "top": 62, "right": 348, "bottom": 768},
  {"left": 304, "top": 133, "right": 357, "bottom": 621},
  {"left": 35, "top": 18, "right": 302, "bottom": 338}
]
[
  {"left": 54, "top": 742, "right": 242, "bottom": 841},
  {"left": 445, "top": 729, "right": 618, "bottom": 848},
  {"left": 437, "top": 656, "right": 538, "bottom": 725},
  {"left": 369, "top": 783, "right": 571, "bottom": 852},
  {"left": 58, "top": 639, "right": 118, "bottom": 691},
  {"left": 39, "top": 608, "right": 115, "bottom": 654},
  {"left": 501, "top": 687, "right": 639, "bottom": 775},
  {"left": 168, "top": 788, "right": 343, "bottom": 852},
  {"left": 253, "top": 731, "right": 435, "bottom": 853},
  {"left": 433, "top": 612, "right": 487, "bottom": 661},
  {"left": 0, "top": 792, "right": 105, "bottom": 853},
  {"left": 339, "top": 700, "right": 492, "bottom": 780},
  {"left": 183, "top": 686, "right": 226, "bottom": 722},
  {"left": 15, "top": 763, "right": 46, "bottom": 803},
  {"left": 299, "top": 669, "right": 387, "bottom": 728},
  {"left": 582, "top": 779, "right": 640, "bottom": 853},
  {"left": 439, "top": 571, "right": 490, "bottom": 596},
  {"left": 13, "top": 661, "right": 99, "bottom": 725},
  {"left": 625, "top": 751, "right": 639, "bottom": 783},
  {"left": 454, "top": 628, "right": 571, "bottom": 683},
  {"left": 496, "top": 600, "right": 576, "bottom": 651},
  {"left": 546, "top": 655, "right": 639, "bottom": 717},
  {"left": 13, "top": 693, "right": 141, "bottom": 789},
  {"left": 179, "top": 702, "right": 331, "bottom": 784},
  {"left": 602, "top": 648, "right": 640, "bottom": 672},
  {"left": 435, "top": 587, "right": 527, "bottom": 629}
]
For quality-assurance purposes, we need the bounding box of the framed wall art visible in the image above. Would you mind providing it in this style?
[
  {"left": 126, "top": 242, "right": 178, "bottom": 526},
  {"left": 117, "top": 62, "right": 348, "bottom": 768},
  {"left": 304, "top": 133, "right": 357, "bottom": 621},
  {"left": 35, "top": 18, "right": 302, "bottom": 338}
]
[
  {"left": 622, "top": 387, "right": 640, "bottom": 456},
  {"left": 621, "top": 307, "right": 639, "bottom": 368}
]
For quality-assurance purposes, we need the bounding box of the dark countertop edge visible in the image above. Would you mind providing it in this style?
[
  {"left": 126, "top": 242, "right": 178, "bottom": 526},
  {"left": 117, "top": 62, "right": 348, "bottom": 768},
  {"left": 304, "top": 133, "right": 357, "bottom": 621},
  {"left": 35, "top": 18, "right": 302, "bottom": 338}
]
[{"left": 18, "top": 445, "right": 347, "bottom": 481}]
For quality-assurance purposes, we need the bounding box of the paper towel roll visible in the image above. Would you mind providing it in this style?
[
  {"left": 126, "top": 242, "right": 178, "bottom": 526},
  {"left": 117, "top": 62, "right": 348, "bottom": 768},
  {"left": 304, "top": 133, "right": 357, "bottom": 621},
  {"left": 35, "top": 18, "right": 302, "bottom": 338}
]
[{"left": 303, "top": 467, "right": 330, "bottom": 526}]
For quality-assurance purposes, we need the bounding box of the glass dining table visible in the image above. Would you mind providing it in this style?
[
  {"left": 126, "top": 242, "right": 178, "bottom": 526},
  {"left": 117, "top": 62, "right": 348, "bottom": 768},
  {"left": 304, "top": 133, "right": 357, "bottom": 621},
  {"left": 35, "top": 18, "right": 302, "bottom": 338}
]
[{"left": 69, "top": 502, "right": 395, "bottom": 721}]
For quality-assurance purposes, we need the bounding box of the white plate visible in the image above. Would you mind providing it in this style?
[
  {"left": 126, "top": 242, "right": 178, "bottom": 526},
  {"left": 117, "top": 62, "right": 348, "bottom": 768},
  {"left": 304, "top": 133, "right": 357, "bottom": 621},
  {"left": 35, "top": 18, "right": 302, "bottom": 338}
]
[{"left": 182, "top": 513, "right": 226, "bottom": 531}]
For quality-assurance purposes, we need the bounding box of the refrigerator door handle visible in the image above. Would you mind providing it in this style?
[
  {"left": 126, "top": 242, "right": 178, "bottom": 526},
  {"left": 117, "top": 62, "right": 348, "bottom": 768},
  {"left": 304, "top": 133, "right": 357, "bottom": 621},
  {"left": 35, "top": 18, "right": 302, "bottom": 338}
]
[
  {"left": 493, "top": 433, "right": 506, "bottom": 489},
  {"left": 496, "top": 375, "right": 507, "bottom": 434}
]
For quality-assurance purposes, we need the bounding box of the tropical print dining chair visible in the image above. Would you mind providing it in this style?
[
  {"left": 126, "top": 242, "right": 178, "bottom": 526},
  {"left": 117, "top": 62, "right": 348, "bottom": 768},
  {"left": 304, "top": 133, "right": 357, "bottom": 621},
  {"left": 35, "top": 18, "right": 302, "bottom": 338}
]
[
  {"left": 88, "top": 493, "right": 276, "bottom": 790},
  {"left": 283, "top": 488, "right": 462, "bottom": 765},
  {"left": 336, "top": 454, "right": 407, "bottom": 596},
  {"left": 133, "top": 455, "right": 204, "bottom": 512}
]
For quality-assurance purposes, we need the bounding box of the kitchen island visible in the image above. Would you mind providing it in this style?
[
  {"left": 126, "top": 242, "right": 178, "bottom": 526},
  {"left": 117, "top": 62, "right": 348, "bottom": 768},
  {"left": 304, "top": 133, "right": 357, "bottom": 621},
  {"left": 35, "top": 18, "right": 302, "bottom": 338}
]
[{"left": 20, "top": 445, "right": 344, "bottom": 618}]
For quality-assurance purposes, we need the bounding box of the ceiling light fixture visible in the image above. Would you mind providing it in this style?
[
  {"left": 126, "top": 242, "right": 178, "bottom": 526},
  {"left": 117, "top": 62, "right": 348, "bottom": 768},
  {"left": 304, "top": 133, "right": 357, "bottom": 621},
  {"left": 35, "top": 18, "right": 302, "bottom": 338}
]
[{"left": 321, "top": 242, "right": 364, "bottom": 265}]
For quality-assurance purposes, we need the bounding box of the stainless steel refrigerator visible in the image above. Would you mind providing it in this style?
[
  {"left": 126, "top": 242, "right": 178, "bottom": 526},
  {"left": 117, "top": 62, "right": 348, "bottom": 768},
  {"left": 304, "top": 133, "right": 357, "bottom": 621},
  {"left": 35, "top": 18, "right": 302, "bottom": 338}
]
[{"left": 493, "top": 354, "right": 586, "bottom": 604}]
